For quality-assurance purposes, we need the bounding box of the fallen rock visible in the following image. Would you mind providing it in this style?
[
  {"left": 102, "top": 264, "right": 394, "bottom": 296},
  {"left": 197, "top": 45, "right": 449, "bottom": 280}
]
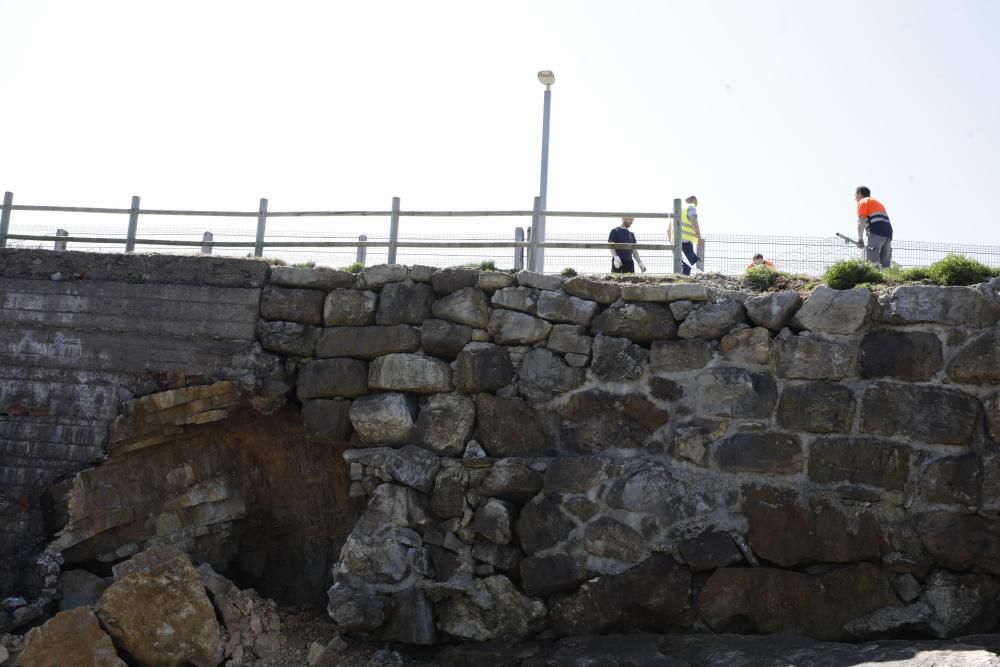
[{"left": 20, "top": 607, "right": 125, "bottom": 667}]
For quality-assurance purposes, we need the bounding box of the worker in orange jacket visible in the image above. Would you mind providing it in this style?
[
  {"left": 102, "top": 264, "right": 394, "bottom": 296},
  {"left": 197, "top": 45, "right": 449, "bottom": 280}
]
[{"left": 855, "top": 185, "right": 893, "bottom": 267}]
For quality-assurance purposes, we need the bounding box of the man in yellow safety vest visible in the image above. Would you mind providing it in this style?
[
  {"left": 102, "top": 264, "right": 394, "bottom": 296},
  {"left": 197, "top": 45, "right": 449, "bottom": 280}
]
[{"left": 670, "top": 195, "right": 702, "bottom": 275}]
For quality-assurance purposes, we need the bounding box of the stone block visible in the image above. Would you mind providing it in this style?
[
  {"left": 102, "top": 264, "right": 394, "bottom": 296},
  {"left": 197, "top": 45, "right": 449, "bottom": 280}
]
[
  {"left": 744, "top": 291, "right": 803, "bottom": 331},
  {"left": 453, "top": 343, "right": 515, "bottom": 394},
  {"left": 946, "top": 329, "right": 1000, "bottom": 384},
  {"left": 861, "top": 382, "right": 980, "bottom": 445},
  {"left": 543, "top": 456, "right": 613, "bottom": 495},
  {"left": 775, "top": 335, "right": 855, "bottom": 380},
  {"left": 874, "top": 285, "right": 1000, "bottom": 327},
  {"left": 808, "top": 437, "right": 911, "bottom": 490},
  {"left": 435, "top": 575, "right": 546, "bottom": 642},
  {"left": 471, "top": 498, "right": 516, "bottom": 545},
  {"left": 516, "top": 494, "right": 576, "bottom": 555},
  {"left": 297, "top": 358, "right": 368, "bottom": 399},
  {"left": 349, "top": 392, "right": 416, "bottom": 446},
  {"left": 323, "top": 289, "right": 377, "bottom": 326},
  {"left": 918, "top": 452, "right": 983, "bottom": 506},
  {"left": 516, "top": 348, "right": 587, "bottom": 401},
  {"left": 58, "top": 570, "right": 109, "bottom": 611},
  {"left": 477, "top": 460, "right": 543, "bottom": 503},
  {"left": 491, "top": 286, "right": 540, "bottom": 313},
  {"left": 516, "top": 271, "right": 563, "bottom": 291},
  {"left": 369, "top": 353, "right": 453, "bottom": 393},
  {"left": 719, "top": 327, "right": 772, "bottom": 365},
  {"left": 620, "top": 285, "right": 671, "bottom": 302},
  {"left": 792, "top": 286, "right": 871, "bottom": 334},
  {"left": 583, "top": 517, "right": 647, "bottom": 562},
  {"left": 475, "top": 394, "right": 546, "bottom": 457},
  {"left": 488, "top": 309, "right": 552, "bottom": 346},
  {"left": 431, "top": 286, "right": 490, "bottom": 328},
  {"left": 431, "top": 466, "right": 467, "bottom": 518},
  {"left": 375, "top": 282, "right": 436, "bottom": 325},
  {"left": 316, "top": 325, "right": 421, "bottom": 359},
  {"left": 520, "top": 554, "right": 591, "bottom": 597},
  {"left": 420, "top": 319, "right": 472, "bottom": 360},
  {"left": 409, "top": 265, "right": 436, "bottom": 283},
  {"left": 695, "top": 367, "right": 777, "bottom": 418},
  {"left": 677, "top": 300, "right": 746, "bottom": 339},
  {"left": 20, "top": 607, "right": 126, "bottom": 667},
  {"left": 591, "top": 302, "right": 677, "bottom": 343},
  {"left": 561, "top": 277, "right": 621, "bottom": 304},
  {"left": 431, "top": 268, "right": 480, "bottom": 295},
  {"left": 859, "top": 330, "right": 943, "bottom": 381},
  {"left": 478, "top": 271, "right": 516, "bottom": 292},
  {"left": 302, "top": 399, "right": 353, "bottom": 440},
  {"left": 677, "top": 531, "right": 743, "bottom": 572},
  {"left": 354, "top": 264, "right": 409, "bottom": 290},
  {"left": 536, "top": 291, "right": 600, "bottom": 326},
  {"left": 917, "top": 512, "right": 1000, "bottom": 576},
  {"left": 590, "top": 334, "right": 648, "bottom": 382},
  {"left": 776, "top": 381, "right": 855, "bottom": 433},
  {"left": 413, "top": 393, "right": 475, "bottom": 457},
  {"left": 260, "top": 285, "right": 325, "bottom": 325},
  {"left": 667, "top": 284, "right": 709, "bottom": 301},
  {"left": 712, "top": 432, "right": 802, "bottom": 474},
  {"left": 557, "top": 388, "right": 669, "bottom": 453},
  {"left": 270, "top": 265, "right": 354, "bottom": 290},
  {"left": 669, "top": 300, "right": 693, "bottom": 321},
  {"left": 257, "top": 320, "right": 320, "bottom": 357},
  {"left": 546, "top": 324, "right": 593, "bottom": 356},
  {"left": 650, "top": 339, "right": 713, "bottom": 373}
]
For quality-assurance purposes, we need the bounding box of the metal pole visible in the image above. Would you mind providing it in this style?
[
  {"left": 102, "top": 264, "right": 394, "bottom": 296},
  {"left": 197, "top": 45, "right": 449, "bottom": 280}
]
[
  {"left": 54, "top": 229, "right": 68, "bottom": 251},
  {"left": 255, "top": 198, "right": 268, "bottom": 257},
  {"left": 672, "top": 198, "right": 683, "bottom": 274},
  {"left": 201, "top": 231, "right": 213, "bottom": 254},
  {"left": 387, "top": 196, "right": 400, "bottom": 264},
  {"left": 528, "top": 196, "right": 541, "bottom": 272},
  {"left": 514, "top": 227, "right": 524, "bottom": 271},
  {"left": 356, "top": 234, "right": 368, "bottom": 266},
  {"left": 537, "top": 85, "right": 552, "bottom": 273},
  {"left": 125, "top": 195, "right": 140, "bottom": 252},
  {"left": 1, "top": 192, "right": 14, "bottom": 248}
]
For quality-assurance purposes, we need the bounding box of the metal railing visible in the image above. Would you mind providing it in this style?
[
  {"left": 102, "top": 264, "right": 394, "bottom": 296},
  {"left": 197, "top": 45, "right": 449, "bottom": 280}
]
[{"left": 0, "top": 192, "right": 684, "bottom": 274}]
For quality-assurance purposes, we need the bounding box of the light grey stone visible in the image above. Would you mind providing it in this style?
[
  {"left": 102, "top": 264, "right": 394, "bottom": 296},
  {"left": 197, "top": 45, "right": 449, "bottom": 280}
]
[
  {"left": 348, "top": 393, "right": 416, "bottom": 446},
  {"left": 620, "top": 285, "right": 671, "bottom": 302},
  {"left": 667, "top": 283, "right": 710, "bottom": 301},
  {"left": 677, "top": 299, "right": 746, "bottom": 339},
  {"left": 516, "top": 271, "right": 563, "bottom": 291},
  {"left": 547, "top": 324, "right": 593, "bottom": 356},
  {"left": 369, "top": 353, "right": 453, "bottom": 393},
  {"left": 270, "top": 266, "right": 354, "bottom": 290},
  {"left": 478, "top": 271, "right": 516, "bottom": 292},
  {"left": 590, "top": 302, "right": 677, "bottom": 343},
  {"left": 409, "top": 265, "right": 436, "bottom": 283},
  {"left": 487, "top": 309, "right": 552, "bottom": 345},
  {"left": 470, "top": 499, "right": 516, "bottom": 545},
  {"left": 792, "top": 286, "right": 871, "bottom": 334},
  {"left": 323, "top": 289, "right": 377, "bottom": 326},
  {"left": 413, "top": 393, "right": 475, "bottom": 457},
  {"left": 517, "top": 348, "right": 587, "bottom": 401},
  {"left": 875, "top": 285, "right": 1000, "bottom": 327},
  {"left": 431, "top": 287, "right": 490, "bottom": 328},
  {"left": 491, "top": 286, "right": 540, "bottom": 313},
  {"left": 436, "top": 575, "right": 547, "bottom": 642},
  {"left": 775, "top": 335, "right": 856, "bottom": 380},
  {"left": 669, "top": 300, "right": 694, "bottom": 320},
  {"left": 354, "top": 264, "right": 409, "bottom": 290},
  {"left": 536, "top": 290, "right": 600, "bottom": 325},
  {"left": 344, "top": 445, "right": 441, "bottom": 493},
  {"left": 561, "top": 277, "right": 621, "bottom": 304},
  {"left": 745, "top": 291, "right": 803, "bottom": 331}
]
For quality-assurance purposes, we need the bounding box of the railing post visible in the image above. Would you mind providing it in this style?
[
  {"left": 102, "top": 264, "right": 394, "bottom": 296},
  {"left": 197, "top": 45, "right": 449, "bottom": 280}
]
[
  {"left": 514, "top": 227, "right": 525, "bottom": 271},
  {"left": 0, "top": 192, "right": 13, "bottom": 248},
  {"left": 672, "top": 198, "right": 683, "bottom": 274},
  {"left": 125, "top": 195, "right": 140, "bottom": 252},
  {"left": 528, "top": 197, "right": 541, "bottom": 272},
  {"left": 387, "top": 197, "right": 400, "bottom": 264},
  {"left": 54, "top": 229, "right": 68, "bottom": 251},
  {"left": 201, "top": 231, "right": 213, "bottom": 254},
  {"left": 255, "top": 198, "right": 268, "bottom": 258},
  {"left": 356, "top": 234, "right": 368, "bottom": 266},
  {"left": 696, "top": 238, "right": 705, "bottom": 272}
]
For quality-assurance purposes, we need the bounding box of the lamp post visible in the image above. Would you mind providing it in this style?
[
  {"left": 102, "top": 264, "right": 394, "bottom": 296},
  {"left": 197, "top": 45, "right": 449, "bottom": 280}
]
[{"left": 535, "top": 69, "right": 554, "bottom": 273}]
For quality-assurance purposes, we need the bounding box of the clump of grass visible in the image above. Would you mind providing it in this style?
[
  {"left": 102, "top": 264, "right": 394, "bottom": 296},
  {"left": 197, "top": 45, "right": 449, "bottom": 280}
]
[
  {"left": 823, "top": 259, "right": 886, "bottom": 290},
  {"left": 926, "top": 254, "right": 999, "bottom": 286},
  {"left": 343, "top": 261, "right": 365, "bottom": 274},
  {"left": 560, "top": 267, "right": 578, "bottom": 278},
  {"left": 293, "top": 260, "right": 317, "bottom": 269},
  {"left": 268, "top": 257, "right": 288, "bottom": 267},
  {"left": 742, "top": 265, "right": 782, "bottom": 291}
]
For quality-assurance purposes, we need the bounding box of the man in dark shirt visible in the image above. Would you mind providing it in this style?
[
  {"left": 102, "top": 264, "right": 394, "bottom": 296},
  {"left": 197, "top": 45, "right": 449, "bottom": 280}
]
[{"left": 608, "top": 217, "right": 646, "bottom": 273}]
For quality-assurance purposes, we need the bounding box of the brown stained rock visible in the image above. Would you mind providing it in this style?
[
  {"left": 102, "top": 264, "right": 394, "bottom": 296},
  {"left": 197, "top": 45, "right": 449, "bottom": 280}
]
[
  {"left": 698, "top": 563, "right": 895, "bottom": 641},
  {"left": 20, "top": 607, "right": 125, "bottom": 667},
  {"left": 711, "top": 432, "right": 803, "bottom": 475},
  {"left": 557, "top": 388, "right": 669, "bottom": 453},
  {"left": 859, "top": 330, "right": 943, "bottom": 381},
  {"left": 589, "top": 334, "right": 649, "bottom": 382},
  {"left": 96, "top": 556, "right": 223, "bottom": 667},
  {"left": 743, "top": 485, "right": 890, "bottom": 567},
  {"left": 719, "top": 327, "right": 773, "bottom": 365},
  {"left": 548, "top": 554, "right": 693, "bottom": 636},
  {"left": 694, "top": 367, "right": 777, "bottom": 418},
  {"left": 260, "top": 285, "right": 325, "bottom": 325},
  {"left": 860, "top": 382, "right": 980, "bottom": 446},
  {"left": 917, "top": 512, "right": 1000, "bottom": 576},
  {"left": 475, "top": 393, "right": 547, "bottom": 457},
  {"left": 590, "top": 302, "right": 677, "bottom": 343},
  {"left": 776, "top": 381, "right": 855, "bottom": 433},
  {"left": 808, "top": 436, "right": 910, "bottom": 491},
  {"left": 650, "top": 339, "right": 714, "bottom": 373}
]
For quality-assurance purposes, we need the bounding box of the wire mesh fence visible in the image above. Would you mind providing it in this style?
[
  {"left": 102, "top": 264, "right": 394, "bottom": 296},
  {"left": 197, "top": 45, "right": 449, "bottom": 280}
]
[{"left": 4, "top": 205, "right": 1000, "bottom": 276}]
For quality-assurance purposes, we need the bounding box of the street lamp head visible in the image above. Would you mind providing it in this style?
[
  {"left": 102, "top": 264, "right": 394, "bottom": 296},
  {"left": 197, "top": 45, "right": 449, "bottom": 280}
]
[{"left": 537, "top": 70, "right": 555, "bottom": 86}]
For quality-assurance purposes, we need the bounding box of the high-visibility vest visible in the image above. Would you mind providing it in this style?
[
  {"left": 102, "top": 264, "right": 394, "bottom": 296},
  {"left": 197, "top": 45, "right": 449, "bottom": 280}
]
[{"left": 680, "top": 204, "right": 699, "bottom": 243}]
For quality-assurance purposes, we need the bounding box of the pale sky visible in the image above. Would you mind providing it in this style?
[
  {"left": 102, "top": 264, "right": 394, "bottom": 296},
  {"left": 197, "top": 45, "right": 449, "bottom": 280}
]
[{"left": 3, "top": 0, "right": 1000, "bottom": 266}]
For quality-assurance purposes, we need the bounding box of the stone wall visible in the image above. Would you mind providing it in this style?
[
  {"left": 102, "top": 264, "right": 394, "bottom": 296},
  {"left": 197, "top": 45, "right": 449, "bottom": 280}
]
[{"left": 3, "top": 250, "right": 1000, "bottom": 644}]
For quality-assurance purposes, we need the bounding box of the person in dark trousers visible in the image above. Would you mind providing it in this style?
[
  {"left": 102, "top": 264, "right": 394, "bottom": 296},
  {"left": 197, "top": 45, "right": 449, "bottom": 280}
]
[
  {"left": 855, "top": 185, "right": 893, "bottom": 267},
  {"left": 669, "top": 195, "right": 702, "bottom": 274},
  {"left": 608, "top": 216, "right": 646, "bottom": 273}
]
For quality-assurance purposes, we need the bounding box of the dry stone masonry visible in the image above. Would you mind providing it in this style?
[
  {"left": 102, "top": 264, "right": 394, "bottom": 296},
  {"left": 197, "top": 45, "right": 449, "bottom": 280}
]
[{"left": 2, "top": 248, "right": 1000, "bottom": 652}]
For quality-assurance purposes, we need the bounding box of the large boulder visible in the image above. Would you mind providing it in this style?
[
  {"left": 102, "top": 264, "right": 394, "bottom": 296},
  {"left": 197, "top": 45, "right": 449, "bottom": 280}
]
[
  {"left": 491, "top": 286, "right": 540, "bottom": 313},
  {"left": 859, "top": 330, "right": 943, "bottom": 381},
  {"left": 488, "top": 309, "right": 552, "bottom": 344},
  {"left": 368, "top": 353, "right": 453, "bottom": 393},
  {"left": 536, "top": 291, "right": 600, "bottom": 326},
  {"left": 946, "top": 329, "right": 1000, "bottom": 383},
  {"left": 744, "top": 291, "right": 802, "bottom": 331},
  {"left": 557, "top": 388, "right": 669, "bottom": 453},
  {"left": 435, "top": 575, "right": 547, "bottom": 642},
  {"left": 432, "top": 286, "right": 490, "bottom": 328},
  {"left": 860, "top": 382, "right": 980, "bottom": 445},
  {"left": 516, "top": 348, "right": 586, "bottom": 401},
  {"left": 792, "top": 286, "right": 871, "bottom": 334},
  {"left": 316, "top": 325, "right": 421, "bottom": 359},
  {"left": 590, "top": 334, "right": 649, "bottom": 382},
  {"left": 475, "top": 394, "right": 547, "bottom": 457},
  {"left": 413, "top": 393, "right": 475, "bottom": 456},
  {"left": 323, "top": 289, "right": 378, "bottom": 326},
  {"left": 453, "top": 343, "right": 515, "bottom": 393},
  {"left": 354, "top": 264, "right": 409, "bottom": 290},
  {"left": 591, "top": 302, "right": 677, "bottom": 343},
  {"left": 420, "top": 319, "right": 473, "bottom": 360},
  {"left": 20, "top": 607, "right": 125, "bottom": 667},
  {"left": 874, "top": 285, "right": 1000, "bottom": 327},
  {"left": 562, "top": 277, "right": 621, "bottom": 304},
  {"left": 260, "top": 285, "right": 325, "bottom": 325},
  {"left": 698, "top": 563, "right": 895, "bottom": 641},
  {"left": 431, "top": 267, "right": 480, "bottom": 295},
  {"left": 375, "top": 281, "right": 436, "bottom": 325},
  {"left": 349, "top": 392, "right": 417, "bottom": 446},
  {"left": 516, "top": 271, "right": 563, "bottom": 291},
  {"left": 677, "top": 300, "right": 746, "bottom": 339},
  {"left": 546, "top": 324, "right": 594, "bottom": 356},
  {"left": 96, "top": 556, "right": 223, "bottom": 667}
]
